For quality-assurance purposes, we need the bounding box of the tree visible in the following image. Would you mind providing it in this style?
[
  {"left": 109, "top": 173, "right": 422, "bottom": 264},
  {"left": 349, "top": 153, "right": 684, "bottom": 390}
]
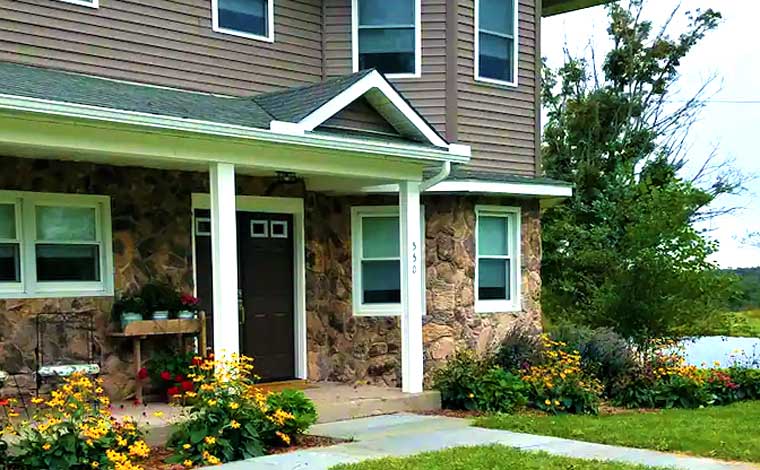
[{"left": 541, "top": 0, "right": 739, "bottom": 347}]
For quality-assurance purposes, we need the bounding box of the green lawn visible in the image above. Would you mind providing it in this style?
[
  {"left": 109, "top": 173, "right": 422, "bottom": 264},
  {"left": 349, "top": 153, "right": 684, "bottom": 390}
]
[
  {"left": 330, "top": 445, "right": 667, "bottom": 470},
  {"left": 476, "top": 401, "right": 760, "bottom": 463}
]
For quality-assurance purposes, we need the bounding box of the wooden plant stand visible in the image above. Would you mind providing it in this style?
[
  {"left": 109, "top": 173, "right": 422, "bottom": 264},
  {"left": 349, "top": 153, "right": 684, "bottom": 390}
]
[{"left": 108, "top": 312, "right": 207, "bottom": 403}]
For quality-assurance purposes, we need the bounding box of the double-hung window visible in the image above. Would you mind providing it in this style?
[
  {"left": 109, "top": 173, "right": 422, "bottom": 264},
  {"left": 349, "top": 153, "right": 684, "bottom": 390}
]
[
  {"left": 351, "top": 206, "right": 424, "bottom": 316},
  {"left": 353, "top": 0, "right": 421, "bottom": 77},
  {"left": 213, "top": 0, "right": 274, "bottom": 42},
  {"left": 475, "top": 0, "right": 518, "bottom": 86},
  {"left": 475, "top": 206, "right": 521, "bottom": 313},
  {"left": 0, "top": 191, "right": 114, "bottom": 299}
]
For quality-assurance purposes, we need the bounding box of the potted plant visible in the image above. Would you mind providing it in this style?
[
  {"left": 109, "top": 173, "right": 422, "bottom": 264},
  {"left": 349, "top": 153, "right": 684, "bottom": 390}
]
[
  {"left": 140, "top": 281, "right": 179, "bottom": 321},
  {"left": 113, "top": 294, "right": 145, "bottom": 330},
  {"left": 178, "top": 293, "right": 201, "bottom": 319}
]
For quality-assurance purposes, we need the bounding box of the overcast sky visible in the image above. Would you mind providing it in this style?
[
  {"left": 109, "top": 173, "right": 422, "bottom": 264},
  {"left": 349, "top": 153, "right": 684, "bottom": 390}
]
[{"left": 542, "top": 1, "right": 760, "bottom": 269}]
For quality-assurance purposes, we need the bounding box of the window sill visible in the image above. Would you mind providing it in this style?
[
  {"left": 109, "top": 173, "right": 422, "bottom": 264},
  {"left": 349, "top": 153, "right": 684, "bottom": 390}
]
[
  {"left": 212, "top": 26, "right": 274, "bottom": 43},
  {"left": 353, "top": 303, "right": 402, "bottom": 317},
  {"left": 474, "top": 75, "right": 519, "bottom": 89},
  {"left": 475, "top": 300, "right": 521, "bottom": 314},
  {"left": 0, "top": 288, "right": 114, "bottom": 300}
]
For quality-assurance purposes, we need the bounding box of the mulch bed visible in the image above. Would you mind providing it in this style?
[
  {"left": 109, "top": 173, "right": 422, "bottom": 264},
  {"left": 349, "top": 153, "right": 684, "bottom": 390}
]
[{"left": 141, "top": 435, "right": 347, "bottom": 469}]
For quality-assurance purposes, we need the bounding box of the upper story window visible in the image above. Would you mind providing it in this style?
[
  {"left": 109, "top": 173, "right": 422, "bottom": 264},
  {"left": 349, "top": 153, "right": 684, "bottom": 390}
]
[
  {"left": 475, "top": 0, "right": 518, "bottom": 86},
  {"left": 475, "top": 206, "right": 521, "bottom": 313},
  {"left": 353, "top": 0, "right": 421, "bottom": 78},
  {"left": 0, "top": 191, "right": 114, "bottom": 299},
  {"left": 212, "top": 0, "right": 275, "bottom": 42}
]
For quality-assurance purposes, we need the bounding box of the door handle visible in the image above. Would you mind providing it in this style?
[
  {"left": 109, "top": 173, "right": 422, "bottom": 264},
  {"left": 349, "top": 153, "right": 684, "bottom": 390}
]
[{"left": 238, "top": 289, "right": 245, "bottom": 325}]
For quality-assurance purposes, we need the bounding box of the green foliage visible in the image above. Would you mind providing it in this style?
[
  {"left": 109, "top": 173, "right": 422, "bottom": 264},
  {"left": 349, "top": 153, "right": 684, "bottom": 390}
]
[
  {"left": 541, "top": 0, "right": 737, "bottom": 346},
  {"left": 112, "top": 293, "right": 145, "bottom": 321},
  {"left": 494, "top": 326, "right": 544, "bottom": 372},
  {"left": 724, "top": 267, "right": 760, "bottom": 311},
  {"left": 264, "top": 390, "right": 318, "bottom": 439},
  {"left": 728, "top": 367, "right": 760, "bottom": 401},
  {"left": 139, "top": 281, "right": 181, "bottom": 314},
  {"left": 550, "top": 324, "right": 637, "bottom": 396},
  {"left": 432, "top": 351, "right": 528, "bottom": 413},
  {"left": 145, "top": 349, "right": 196, "bottom": 398}
]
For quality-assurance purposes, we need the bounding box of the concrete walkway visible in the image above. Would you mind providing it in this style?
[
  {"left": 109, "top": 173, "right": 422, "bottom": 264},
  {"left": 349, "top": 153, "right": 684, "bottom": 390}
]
[{"left": 209, "top": 414, "right": 759, "bottom": 470}]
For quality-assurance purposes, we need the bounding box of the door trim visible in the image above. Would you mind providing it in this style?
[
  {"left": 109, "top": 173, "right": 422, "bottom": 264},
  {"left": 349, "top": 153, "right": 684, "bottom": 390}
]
[{"left": 191, "top": 194, "right": 307, "bottom": 380}]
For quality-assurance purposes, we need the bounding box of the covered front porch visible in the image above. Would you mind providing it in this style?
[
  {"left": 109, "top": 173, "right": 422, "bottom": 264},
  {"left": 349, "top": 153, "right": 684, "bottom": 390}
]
[{"left": 0, "top": 62, "right": 472, "bottom": 397}]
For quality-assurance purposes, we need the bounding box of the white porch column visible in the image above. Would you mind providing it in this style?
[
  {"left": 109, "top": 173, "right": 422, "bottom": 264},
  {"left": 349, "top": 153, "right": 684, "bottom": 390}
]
[
  {"left": 209, "top": 162, "right": 240, "bottom": 357},
  {"left": 399, "top": 180, "right": 424, "bottom": 393}
]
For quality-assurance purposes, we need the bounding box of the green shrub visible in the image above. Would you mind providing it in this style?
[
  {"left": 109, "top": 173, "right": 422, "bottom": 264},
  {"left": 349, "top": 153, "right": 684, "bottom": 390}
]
[
  {"left": 651, "top": 374, "right": 714, "bottom": 409},
  {"left": 471, "top": 368, "right": 528, "bottom": 413},
  {"left": 521, "top": 336, "right": 603, "bottom": 415},
  {"left": 264, "top": 390, "right": 318, "bottom": 441},
  {"left": 495, "top": 326, "right": 544, "bottom": 372},
  {"left": 550, "top": 324, "right": 637, "bottom": 396},
  {"left": 728, "top": 367, "right": 760, "bottom": 400},
  {"left": 433, "top": 350, "right": 489, "bottom": 411}
]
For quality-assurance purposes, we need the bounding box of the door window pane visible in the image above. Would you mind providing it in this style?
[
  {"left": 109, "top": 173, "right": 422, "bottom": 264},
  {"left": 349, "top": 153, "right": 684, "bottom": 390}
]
[
  {"left": 218, "top": 0, "right": 268, "bottom": 36},
  {"left": 478, "top": 216, "right": 509, "bottom": 256},
  {"left": 479, "top": 33, "right": 514, "bottom": 83},
  {"left": 359, "top": 0, "right": 414, "bottom": 26},
  {"left": 36, "top": 206, "right": 96, "bottom": 241},
  {"left": 0, "top": 244, "right": 20, "bottom": 282},
  {"left": 362, "top": 260, "right": 401, "bottom": 303},
  {"left": 478, "top": 258, "right": 509, "bottom": 300},
  {"left": 362, "top": 216, "right": 399, "bottom": 258},
  {"left": 36, "top": 245, "right": 100, "bottom": 282},
  {"left": 0, "top": 204, "right": 15, "bottom": 239},
  {"left": 480, "top": 0, "right": 514, "bottom": 34}
]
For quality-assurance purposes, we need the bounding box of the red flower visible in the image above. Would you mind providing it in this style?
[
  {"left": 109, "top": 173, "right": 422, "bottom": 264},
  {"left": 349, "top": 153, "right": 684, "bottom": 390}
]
[
  {"left": 181, "top": 380, "right": 194, "bottom": 392},
  {"left": 137, "top": 367, "right": 149, "bottom": 380},
  {"left": 167, "top": 386, "right": 180, "bottom": 397},
  {"left": 175, "top": 374, "right": 184, "bottom": 382},
  {"left": 0, "top": 399, "right": 9, "bottom": 407},
  {"left": 160, "top": 370, "right": 172, "bottom": 381},
  {"left": 192, "top": 356, "right": 203, "bottom": 366},
  {"left": 180, "top": 293, "right": 199, "bottom": 307}
]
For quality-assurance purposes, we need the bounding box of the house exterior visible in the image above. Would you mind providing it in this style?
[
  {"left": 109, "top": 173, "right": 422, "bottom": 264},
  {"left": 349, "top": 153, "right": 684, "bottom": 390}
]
[{"left": 0, "top": 0, "right": 602, "bottom": 398}]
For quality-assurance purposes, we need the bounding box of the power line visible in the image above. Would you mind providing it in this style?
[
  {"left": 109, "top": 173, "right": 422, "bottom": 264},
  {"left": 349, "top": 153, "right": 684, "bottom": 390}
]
[{"left": 667, "top": 99, "right": 760, "bottom": 104}]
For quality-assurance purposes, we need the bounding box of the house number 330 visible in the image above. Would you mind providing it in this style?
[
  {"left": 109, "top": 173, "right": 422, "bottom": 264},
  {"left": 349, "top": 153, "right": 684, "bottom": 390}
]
[{"left": 411, "top": 241, "right": 417, "bottom": 274}]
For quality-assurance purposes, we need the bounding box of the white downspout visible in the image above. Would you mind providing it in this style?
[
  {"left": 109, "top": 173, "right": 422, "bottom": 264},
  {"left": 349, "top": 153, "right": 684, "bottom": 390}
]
[{"left": 419, "top": 161, "right": 451, "bottom": 192}]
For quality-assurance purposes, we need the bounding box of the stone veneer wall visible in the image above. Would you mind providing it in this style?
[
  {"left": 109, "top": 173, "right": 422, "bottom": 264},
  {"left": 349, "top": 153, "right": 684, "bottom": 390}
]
[
  {"left": 0, "top": 156, "right": 541, "bottom": 396},
  {"left": 305, "top": 193, "right": 542, "bottom": 387}
]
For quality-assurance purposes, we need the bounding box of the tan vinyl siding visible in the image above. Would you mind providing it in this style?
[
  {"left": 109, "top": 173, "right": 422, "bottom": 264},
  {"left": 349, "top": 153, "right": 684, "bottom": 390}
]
[
  {"left": 0, "top": 0, "right": 323, "bottom": 96},
  {"left": 322, "top": 0, "right": 447, "bottom": 137},
  {"left": 319, "top": 97, "right": 400, "bottom": 135},
  {"left": 457, "top": 0, "right": 539, "bottom": 175}
]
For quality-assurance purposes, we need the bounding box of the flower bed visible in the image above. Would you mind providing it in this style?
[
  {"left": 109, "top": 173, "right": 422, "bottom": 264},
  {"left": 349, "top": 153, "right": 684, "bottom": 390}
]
[
  {"left": 0, "top": 355, "right": 319, "bottom": 469},
  {"left": 434, "top": 325, "right": 760, "bottom": 416}
]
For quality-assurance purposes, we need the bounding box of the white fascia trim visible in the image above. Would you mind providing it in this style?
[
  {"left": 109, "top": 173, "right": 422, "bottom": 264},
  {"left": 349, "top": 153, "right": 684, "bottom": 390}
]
[
  {"left": 56, "top": 0, "right": 99, "bottom": 8},
  {"left": 295, "top": 71, "right": 454, "bottom": 151},
  {"left": 360, "top": 180, "right": 573, "bottom": 197},
  {"left": 0, "top": 94, "right": 469, "bottom": 164}
]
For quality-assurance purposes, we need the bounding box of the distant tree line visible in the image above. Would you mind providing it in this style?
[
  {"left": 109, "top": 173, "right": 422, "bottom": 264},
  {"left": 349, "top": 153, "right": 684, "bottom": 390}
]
[{"left": 724, "top": 267, "right": 760, "bottom": 311}]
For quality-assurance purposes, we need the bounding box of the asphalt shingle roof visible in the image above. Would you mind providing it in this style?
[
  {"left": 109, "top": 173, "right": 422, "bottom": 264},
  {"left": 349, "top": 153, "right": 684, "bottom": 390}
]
[
  {"left": 0, "top": 61, "right": 375, "bottom": 130},
  {"left": 426, "top": 166, "right": 573, "bottom": 187}
]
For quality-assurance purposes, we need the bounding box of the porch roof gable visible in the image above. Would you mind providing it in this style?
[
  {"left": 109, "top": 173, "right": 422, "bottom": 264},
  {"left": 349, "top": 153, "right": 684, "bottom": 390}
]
[{"left": 0, "top": 61, "right": 466, "bottom": 160}]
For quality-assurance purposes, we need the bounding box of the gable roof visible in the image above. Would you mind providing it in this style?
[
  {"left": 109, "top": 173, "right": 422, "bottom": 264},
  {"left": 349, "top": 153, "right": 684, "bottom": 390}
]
[
  {"left": 542, "top": 0, "right": 614, "bottom": 16},
  {"left": 0, "top": 61, "right": 462, "bottom": 155}
]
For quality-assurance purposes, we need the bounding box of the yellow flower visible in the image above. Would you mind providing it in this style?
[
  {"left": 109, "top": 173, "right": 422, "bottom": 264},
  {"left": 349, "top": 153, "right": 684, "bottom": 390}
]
[
  {"left": 230, "top": 420, "right": 241, "bottom": 429},
  {"left": 207, "top": 399, "right": 218, "bottom": 407},
  {"left": 544, "top": 399, "right": 551, "bottom": 406},
  {"left": 152, "top": 411, "right": 164, "bottom": 418},
  {"left": 42, "top": 443, "right": 52, "bottom": 451},
  {"left": 183, "top": 460, "right": 194, "bottom": 468},
  {"left": 204, "top": 436, "right": 216, "bottom": 445},
  {"left": 183, "top": 443, "right": 192, "bottom": 450},
  {"left": 229, "top": 402, "right": 240, "bottom": 410},
  {"left": 91, "top": 462, "right": 100, "bottom": 468},
  {"left": 276, "top": 431, "right": 291, "bottom": 445},
  {"left": 554, "top": 400, "right": 560, "bottom": 406}
]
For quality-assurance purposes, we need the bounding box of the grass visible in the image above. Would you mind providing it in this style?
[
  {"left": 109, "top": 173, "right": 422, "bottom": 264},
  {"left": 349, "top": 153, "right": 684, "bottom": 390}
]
[
  {"left": 475, "top": 401, "right": 760, "bottom": 463},
  {"left": 706, "top": 309, "right": 760, "bottom": 337},
  {"left": 329, "top": 445, "right": 667, "bottom": 470}
]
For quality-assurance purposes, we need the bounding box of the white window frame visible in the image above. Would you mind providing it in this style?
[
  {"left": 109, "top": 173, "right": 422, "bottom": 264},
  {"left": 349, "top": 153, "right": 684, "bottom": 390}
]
[
  {"left": 212, "top": 0, "right": 275, "bottom": 43},
  {"left": 351, "top": 0, "right": 422, "bottom": 79},
  {"left": 0, "top": 191, "right": 114, "bottom": 299},
  {"left": 0, "top": 196, "right": 24, "bottom": 296},
  {"left": 351, "top": 206, "right": 425, "bottom": 316},
  {"left": 474, "top": 0, "right": 519, "bottom": 88},
  {"left": 474, "top": 205, "right": 521, "bottom": 313},
  {"left": 55, "top": 0, "right": 99, "bottom": 9}
]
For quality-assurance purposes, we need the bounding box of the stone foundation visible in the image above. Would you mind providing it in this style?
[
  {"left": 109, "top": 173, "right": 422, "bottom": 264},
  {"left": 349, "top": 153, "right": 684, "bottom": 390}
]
[{"left": 0, "top": 156, "right": 541, "bottom": 396}]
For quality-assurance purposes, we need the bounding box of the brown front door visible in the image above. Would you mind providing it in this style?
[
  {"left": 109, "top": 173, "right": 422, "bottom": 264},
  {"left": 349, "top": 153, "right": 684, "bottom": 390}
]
[{"left": 194, "top": 209, "right": 296, "bottom": 382}]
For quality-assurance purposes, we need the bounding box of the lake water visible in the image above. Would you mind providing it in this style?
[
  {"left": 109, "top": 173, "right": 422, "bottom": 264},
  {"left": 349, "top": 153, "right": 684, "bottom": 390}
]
[{"left": 678, "top": 336, "right": 760, "bottom": 369}]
